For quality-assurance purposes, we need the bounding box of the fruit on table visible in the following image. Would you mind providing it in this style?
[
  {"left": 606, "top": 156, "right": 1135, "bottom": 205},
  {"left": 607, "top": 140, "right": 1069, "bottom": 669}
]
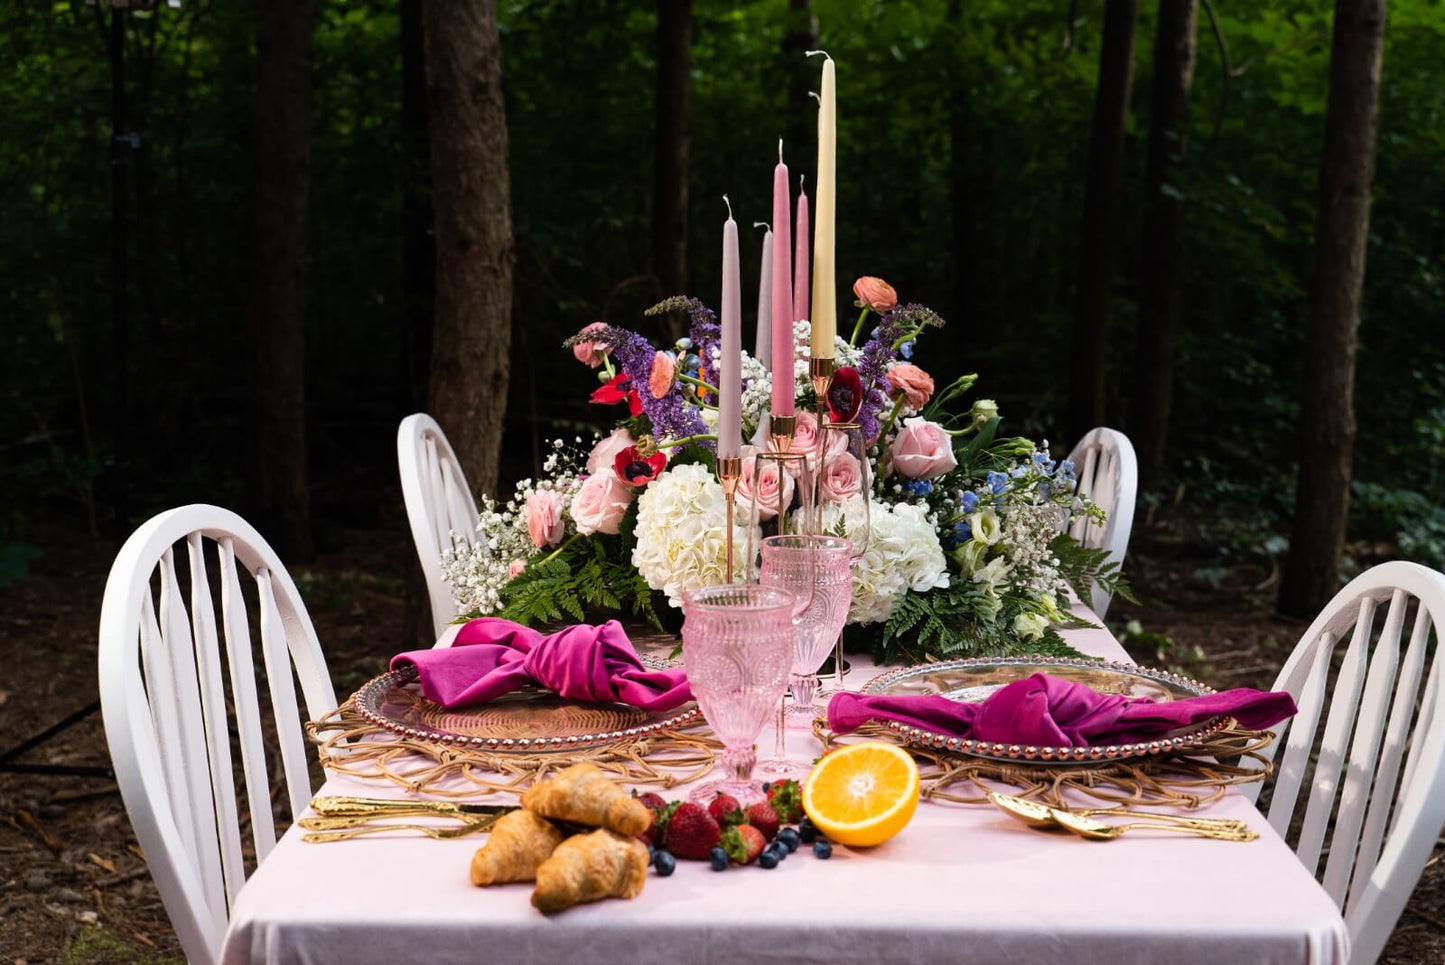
[
  {"left": 797, "top": 816, "right": 818, "bottom": 844},
  {"left": 663, "top": 802, "right": 722, "bottom": 859},
  {"left": 707, "top": 792, "right": 743, "bottom": 827},
  {"left": 812, "top": 839, "right": 833, "bottom": 859},
  {"left": 709, "top": 846, "right": 729, "bottom": 871},
  {"left": 775, "top": 827, "right": 800, "bottom": 853},
  {"left": 766, "top": 778, "right": 805, "bottom": 824},
  {"left": 743, "top": 801, "right": 780, "bottom": 841},
  {"left": 652, "top": 850, "right": 676, "bottom": 876},
  {"left": 801, "top": 741, "right": 920, "bottom": 848},
  {"left": 721, "top": 824, "right": 766, "bottom": 865},
  {"left": 758, "top": 849, "right": 780, "bottom": 869}
]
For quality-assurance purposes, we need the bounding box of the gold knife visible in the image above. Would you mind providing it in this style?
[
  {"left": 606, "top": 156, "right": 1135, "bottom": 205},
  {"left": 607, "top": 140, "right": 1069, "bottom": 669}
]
[{"left": 308, "top": 795, "right": 507, "bottom": 819}]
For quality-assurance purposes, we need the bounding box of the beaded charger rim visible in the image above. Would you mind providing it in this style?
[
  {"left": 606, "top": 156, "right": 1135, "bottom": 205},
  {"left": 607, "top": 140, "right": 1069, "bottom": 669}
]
[
  {"left": 307, "top": 693, "right": 721, "bottom": 799},
  {"left": 812, "top": 716, "right": 1277, "bottom": 811}
]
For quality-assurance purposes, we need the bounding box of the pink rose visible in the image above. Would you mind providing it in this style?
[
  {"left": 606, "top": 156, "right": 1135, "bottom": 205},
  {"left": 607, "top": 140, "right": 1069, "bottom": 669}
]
[
  {"left": 649, "top": 351, "right": 676, "bottom": 399},
  {"left": 586, "top": 428, "right": 635, "bottom": 475},
  {"left": 852, "top": 276, "right": 898, "bottom": 314},
  {"left": 769, "top": 410, "right": 819, "bottom": 470},
  {"left": 524, "top": 490, "right": 567, "bottom": 547},
  {"left": 572, "top": 322, "right": 610, "bottom": 368},
  {"left": 887, "top": 363, "right": 934, "bottom": 411},
  {"left": 507, "top": 559, "right": 527, "bottom": 579},
  {"left": 820, "top": 451, "right": 864, "bottom": 502},
  {"left": 738, "top": 446, "right": 796, "bottom": 522},
  {"left": 888, "top": 417, "right": 958, "bottom": 480},
  {"left": 569, "top": 471, "right": 633, "bottom": 536}
]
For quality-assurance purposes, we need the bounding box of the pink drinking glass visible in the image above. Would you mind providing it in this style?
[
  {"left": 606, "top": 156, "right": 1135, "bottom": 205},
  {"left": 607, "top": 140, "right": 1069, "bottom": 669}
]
[
  {"left": 759, "top": 535, "right": 853, "bottom": 775},
  {"left": 680, "top": 584, "right": 796, "bottom": 805}
]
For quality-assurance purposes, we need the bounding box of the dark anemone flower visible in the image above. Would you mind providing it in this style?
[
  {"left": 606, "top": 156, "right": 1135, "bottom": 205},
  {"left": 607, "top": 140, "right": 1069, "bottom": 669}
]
[
  {"left": 590, "top": 371, "right": 644, "bottom": 417},
  {"left": 614, "top": 446, "right": 667, "bottom": 487},
  {"left": 568, "top": 323, "right": 709, "bottom": 445},
  {"left": 826, "top": 367, "right": 864, "bottom": 422}
]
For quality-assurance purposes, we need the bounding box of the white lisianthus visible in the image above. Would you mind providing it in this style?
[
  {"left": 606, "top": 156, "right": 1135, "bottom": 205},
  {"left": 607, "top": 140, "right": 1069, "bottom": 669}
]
[
  {"left": 632, "top": 464, "right": 753, "bottom": 607},
  {"left": 972, "top": 556, "right": 1013, "bottom": 594},
  {"left": 1014, "top": 611, "right": 1049, "bottom": 640},
  {"left": 969, "top": 508, "right": 1002, "bottom": 545}
]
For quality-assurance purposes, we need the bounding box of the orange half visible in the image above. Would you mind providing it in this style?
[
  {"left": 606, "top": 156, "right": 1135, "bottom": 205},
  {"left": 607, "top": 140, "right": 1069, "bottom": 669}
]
[{"left": 802, "top": 742, "right": 920, "bottom": 847}]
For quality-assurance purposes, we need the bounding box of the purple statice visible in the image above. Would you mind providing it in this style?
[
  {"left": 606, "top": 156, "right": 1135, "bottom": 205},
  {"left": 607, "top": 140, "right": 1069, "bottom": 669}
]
[
  {"left": 563, "top": 323, "right": 711, "bottom": 450},
  {"left": 856, "top": 303, "right": 946, "bottom": 443}
]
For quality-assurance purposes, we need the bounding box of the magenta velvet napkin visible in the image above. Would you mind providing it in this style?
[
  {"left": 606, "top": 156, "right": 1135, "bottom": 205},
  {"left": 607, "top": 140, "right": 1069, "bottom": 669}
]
[
  {"left": 828, "top": 672, "right": 1296, "bottom": 747},
  {"left": 390, "top": 618, "right": 693, "bottom": 711}
]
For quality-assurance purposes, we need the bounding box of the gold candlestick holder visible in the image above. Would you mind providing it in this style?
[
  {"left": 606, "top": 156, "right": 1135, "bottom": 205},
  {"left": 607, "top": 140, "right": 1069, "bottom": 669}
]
[
  {"left": 809, "top": 355, "right": 836, "bottom": 532},
  {"left": 768, "top": 413, "right": 797, "bottom": 454},
  {"left": 717, "top": 455, "right": 742, "bottom": 581}
]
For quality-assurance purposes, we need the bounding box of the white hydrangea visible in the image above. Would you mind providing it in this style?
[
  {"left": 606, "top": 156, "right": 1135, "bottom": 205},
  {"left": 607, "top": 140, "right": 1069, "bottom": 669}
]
[
  {"left": 632, "top": 463, "right": 754, "bottom": 608},
  {"left": 812, "top": 497, "right": 948, "bottom": 625}
]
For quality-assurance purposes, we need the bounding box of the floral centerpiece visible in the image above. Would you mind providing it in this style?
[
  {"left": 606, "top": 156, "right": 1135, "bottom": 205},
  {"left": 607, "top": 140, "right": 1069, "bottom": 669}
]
[{"left": 441, "top": 280, "right": 1131, "bottom": 664}]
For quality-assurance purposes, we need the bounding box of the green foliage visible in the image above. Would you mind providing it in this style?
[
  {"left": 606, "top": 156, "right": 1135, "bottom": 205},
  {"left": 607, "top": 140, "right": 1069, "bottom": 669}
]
[
  {"left": 1352, "top": 481, "right": 1445, "bottom": 571},
  {"left": 1050, "top": 534, "right": 1138, "bottom": 608},
  {"left": 496, "top": 537, "right": 662, "bottom": 631},
  {"left": 868, "top": 583, "right": 1084, "bottom": 666}
]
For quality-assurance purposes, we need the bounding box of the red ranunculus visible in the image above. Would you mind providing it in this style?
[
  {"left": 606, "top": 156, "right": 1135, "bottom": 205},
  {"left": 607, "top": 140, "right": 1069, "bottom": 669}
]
[
  {"left": 614, "top": 446, "right": 667, "bottom": 487},
  {"left": 827, "top": 367, "right": 865, "bottom": 423}
]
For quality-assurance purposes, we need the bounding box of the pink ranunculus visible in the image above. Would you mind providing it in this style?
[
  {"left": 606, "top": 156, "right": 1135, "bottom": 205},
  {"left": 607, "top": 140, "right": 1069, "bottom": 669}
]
[
  {"left": 738, "top": 446, "right": 796, "bottom": 522},
  {"left": 852, "top": 276, "right": 898, "bottom": 314},
  {"left": 888, "top": 417, "right": 958, "bottom": 480},
  {"left": 569, "top": 470, "right": 633, "bottom": 536},
  {"left": 887, "top": 362, "right": 935, "bottom": 411},
  {"left": 507, "top": 559, "right": 527, "bottom": 579},
  {"left": 820, "top": 451, "right": 864, "bottom": 502},
  {"left": 572, "top": 322, "right": 611, "bottom": 368},
  {"left": 649, "top": 351, "right": 676, "bottom": 399},
  {"left": 523, "top": 490, "right": 567, "bottom": 548},
  {"left": 586, "top": 427, "right": 635, "bottom": 475}
]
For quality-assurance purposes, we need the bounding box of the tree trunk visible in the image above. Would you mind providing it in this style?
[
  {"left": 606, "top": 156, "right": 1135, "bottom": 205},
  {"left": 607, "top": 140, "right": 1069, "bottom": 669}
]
[
  {"left": 422, "top": 0, "right": 515, "bottom": 498},
  {"left": 782, "top": 0, "right": 817, "bottom": 178},
  {"left": 652, "top": 0, "right": 691, "bottom": 311},
  {"left": 1279, "top": 0, "right": 1387, "bottom": 618},
  {"left": 401, "top": 0, "right": 434, "bottom": 412},
  {"left": 245, "top": 0, "right": 314, "bottom": 560},
  {"left": 1130, "top": 0, "right": 1197, "bottom": 484},
  {"left": 1067, "top": 0, "right": 1138, "bottom": 443}
]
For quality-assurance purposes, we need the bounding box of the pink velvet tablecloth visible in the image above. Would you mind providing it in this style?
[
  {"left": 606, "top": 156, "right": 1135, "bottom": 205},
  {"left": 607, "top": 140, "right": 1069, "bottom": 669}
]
[{"left": 221, "top": 612, "right": 1348, "bottom": 965}]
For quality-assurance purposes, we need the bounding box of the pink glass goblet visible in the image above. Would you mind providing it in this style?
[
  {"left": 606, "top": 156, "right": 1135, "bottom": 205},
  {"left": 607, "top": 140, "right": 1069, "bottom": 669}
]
[
  {"left": 758, "top": 535, "right": 853, "bottom": 775},
  {"left": 681, "top": 584, "right": 796, "bottom": 805}
]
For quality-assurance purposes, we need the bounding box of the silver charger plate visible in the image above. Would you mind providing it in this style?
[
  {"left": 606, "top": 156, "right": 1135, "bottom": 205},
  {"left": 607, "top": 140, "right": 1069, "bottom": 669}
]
[
  {"left": 860, "top": 655, "right": 1227, "bottom": 764},
  {"left": 353, "top": 660, "right": 701, "bottom": 753}
]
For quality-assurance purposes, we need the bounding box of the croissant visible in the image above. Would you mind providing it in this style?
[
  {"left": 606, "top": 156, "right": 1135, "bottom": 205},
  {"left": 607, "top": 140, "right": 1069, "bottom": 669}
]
[
  {"left": 469, "top": 809, "right": 564, "bottom": 886},
  {"left": 520, "top": 762, "right": 652, "bottom": 835},
  {"left": 531, "top": 829, "right": 648, "bottom": 913}
]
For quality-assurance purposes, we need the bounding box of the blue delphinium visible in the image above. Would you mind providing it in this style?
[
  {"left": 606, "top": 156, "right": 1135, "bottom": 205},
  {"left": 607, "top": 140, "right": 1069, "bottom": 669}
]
[
  {"left": 960, "top": 490, "right": 980, "bottom": 512},
  {"left": 986, "top": 471, "right": 1009, "bottom": 495},
  {"left": 905, "top": 479, "right": 934, "bottom": 497}
]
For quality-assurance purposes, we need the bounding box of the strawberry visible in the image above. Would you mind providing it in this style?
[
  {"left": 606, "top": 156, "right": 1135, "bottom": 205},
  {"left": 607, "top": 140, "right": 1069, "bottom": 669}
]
[
  {"left": 642, "top": 799, "right": 681, "bottom": 847},
  {"left": 766, "top": 778, "right": 804, "bottom": 824},
  {"left": 664, "top": 802, "right": 721, "bottom": 859},
  {"left": 720, "top": 824, "right": 767, "bottom": 865},
  {"left": 743, "top": 801, "right": 780, "bottom": 841},
  {"left": 707, "top": 792, "right": 743, "bottom": 828},
  {"left": 633, "top": 791, "right": 668, "bottom": 811}
]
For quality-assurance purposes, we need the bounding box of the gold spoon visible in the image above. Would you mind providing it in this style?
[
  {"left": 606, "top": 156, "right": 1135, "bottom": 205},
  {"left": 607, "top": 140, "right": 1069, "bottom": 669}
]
[
  {"left": 1050, "top": 808, "right": 1259, "bottom": 842},
  {"left": 302, "top": 815, "right": 501, "bottom": 843},
  {"left": 308, "top": 796, "right": 504, "bottom": 819},
  {"left": 987, "top": 792, "right": 1250, "bottom": 832}
]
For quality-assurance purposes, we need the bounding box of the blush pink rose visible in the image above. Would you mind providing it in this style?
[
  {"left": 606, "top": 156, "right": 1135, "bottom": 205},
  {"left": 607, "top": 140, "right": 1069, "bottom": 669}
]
[
  {"left": 649, "top": 351, "right": 676, "bottom": 399},
  {"left": 820, "top": 451, "right": 864, "bottom": 502},
  {"left": 852, "top": 276, "right": 898, "bottom": 314},
  {"left": 572, "top": 322, "right": 610, "bottom": 368},
  {"left": 524, "top": 490, "right": 567, "bottom": 548},
  {"left": 769, "top": 410, "right": 819, "bottom": 472},
  {"left": 887, "top": 363, "right": 935, "bottom": 411},
  {"left": 507, "top": 559, "right": 527, "bottom": 579},
  {"left": 738, "top": 446, "right": 796, "bottom": 522},
  {"left": 888, "top": 417, "right": 958, "bottom": 480},
  {"left": 586, "top": 428, "right": 635, "bottom": 475},
  {"left": 569, "top": 471, "right": 633, "bottom": 536}
]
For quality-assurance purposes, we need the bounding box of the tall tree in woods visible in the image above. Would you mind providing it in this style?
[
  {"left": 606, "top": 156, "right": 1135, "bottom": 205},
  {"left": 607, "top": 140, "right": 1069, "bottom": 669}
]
[
  {"left": 401, "top": 0, "right": 434, "bottom": 411},
  {"left": 1130, "top": 0, "right": 1198, "bottom": 483},
  {"left": 653, "top": 0, "right": 691, "bottom": 309},
  {"left": 1279, "top": 0, "right": 1387, "bottom": 617},
  {"left": 782, "top": 0, "right": 817, "bottom": 174},
  {"left": 246, "top": 0, "right": 314, "bottom": 559},
  {"left": 422, "top": 0, "right": 515, "bottom": 498},
  {"left": 1067, "top": 0, "right": 1138, "bottom": 443}
]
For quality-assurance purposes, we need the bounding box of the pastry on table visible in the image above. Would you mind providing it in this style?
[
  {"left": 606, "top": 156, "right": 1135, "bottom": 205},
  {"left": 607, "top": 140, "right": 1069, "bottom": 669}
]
[
  {"left": 520, "top": 762, "right": 652, "bottom": 836},
  {"left": 531, "top": 828, "right": 648, "bottom": 913},
  {"left": 470, "top": 809, "right": 565, "bottom": 886}
]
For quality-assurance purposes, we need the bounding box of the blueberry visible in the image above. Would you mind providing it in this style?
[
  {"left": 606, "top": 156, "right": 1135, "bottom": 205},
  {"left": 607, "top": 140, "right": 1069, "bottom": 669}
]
[
  {"left": 777, "top": 828, "right": 801, "bottom": 852},
  {"left": 762, "top": 782, "right": 771, "bottom": 792},
  {"left": 648, "top": 844, "right": 657, "bottom": 860},
  {"left": 758, "top": 850, "right": 780, "bottom": 869},
  {"left": 769, "top": 843, "right": 787, "bottom": 861},
  {"left": 813, "top": 839, "right": 833, "bottom": 859},
  {"left": 653, "top": 850, "right": 676, "bottom": 876},
  {"left": 709, "top": 847, "right": 728, "bottom": 871},
  {"left": 798, "top": 820, "right": 818, "bottom": 844}
]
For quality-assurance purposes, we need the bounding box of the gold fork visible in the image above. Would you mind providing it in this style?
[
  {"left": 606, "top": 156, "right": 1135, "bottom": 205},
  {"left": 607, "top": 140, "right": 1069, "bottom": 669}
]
[
  {"left": 302, "top": 815, "right": 500, "bottom": 843},
  {"left": 988, "top": 792, "right": 1250, "bottom": 832}
]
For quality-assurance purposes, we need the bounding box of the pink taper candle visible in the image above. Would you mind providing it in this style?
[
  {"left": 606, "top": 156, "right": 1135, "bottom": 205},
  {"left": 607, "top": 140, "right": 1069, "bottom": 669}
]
[
  {"left": 794, "top": 176, "right": 810, "bottom": 324},
  {"left": 769, "top": 142, "right": 794, "bottom": 417},
  {"left": 718, "top": 197, "right": 742, "bottom": 460},
  {"left": 754, "top": 226, "right": 773, "bottom": 367}
]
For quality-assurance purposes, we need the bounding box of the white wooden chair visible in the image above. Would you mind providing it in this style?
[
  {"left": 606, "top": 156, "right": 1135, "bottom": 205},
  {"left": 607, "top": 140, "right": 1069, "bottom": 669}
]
[
  {"left": 99, "top": 505, "right": 338, "bottom": 965},
  {"left": 1239, "top": 561, "right": 1445, "bottom": 965},
  {"left": 1065, "top": 427, "right": 1138, "bottom": 618},
  {"left": 398, "top": 413, "right": 479, "bottom": 638}
]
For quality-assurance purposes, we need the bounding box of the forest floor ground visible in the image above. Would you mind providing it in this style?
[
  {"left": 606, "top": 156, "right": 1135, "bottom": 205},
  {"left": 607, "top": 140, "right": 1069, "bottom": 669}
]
[{"left": 1, "top": 511, "right": 1441, "bottom": 963}]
